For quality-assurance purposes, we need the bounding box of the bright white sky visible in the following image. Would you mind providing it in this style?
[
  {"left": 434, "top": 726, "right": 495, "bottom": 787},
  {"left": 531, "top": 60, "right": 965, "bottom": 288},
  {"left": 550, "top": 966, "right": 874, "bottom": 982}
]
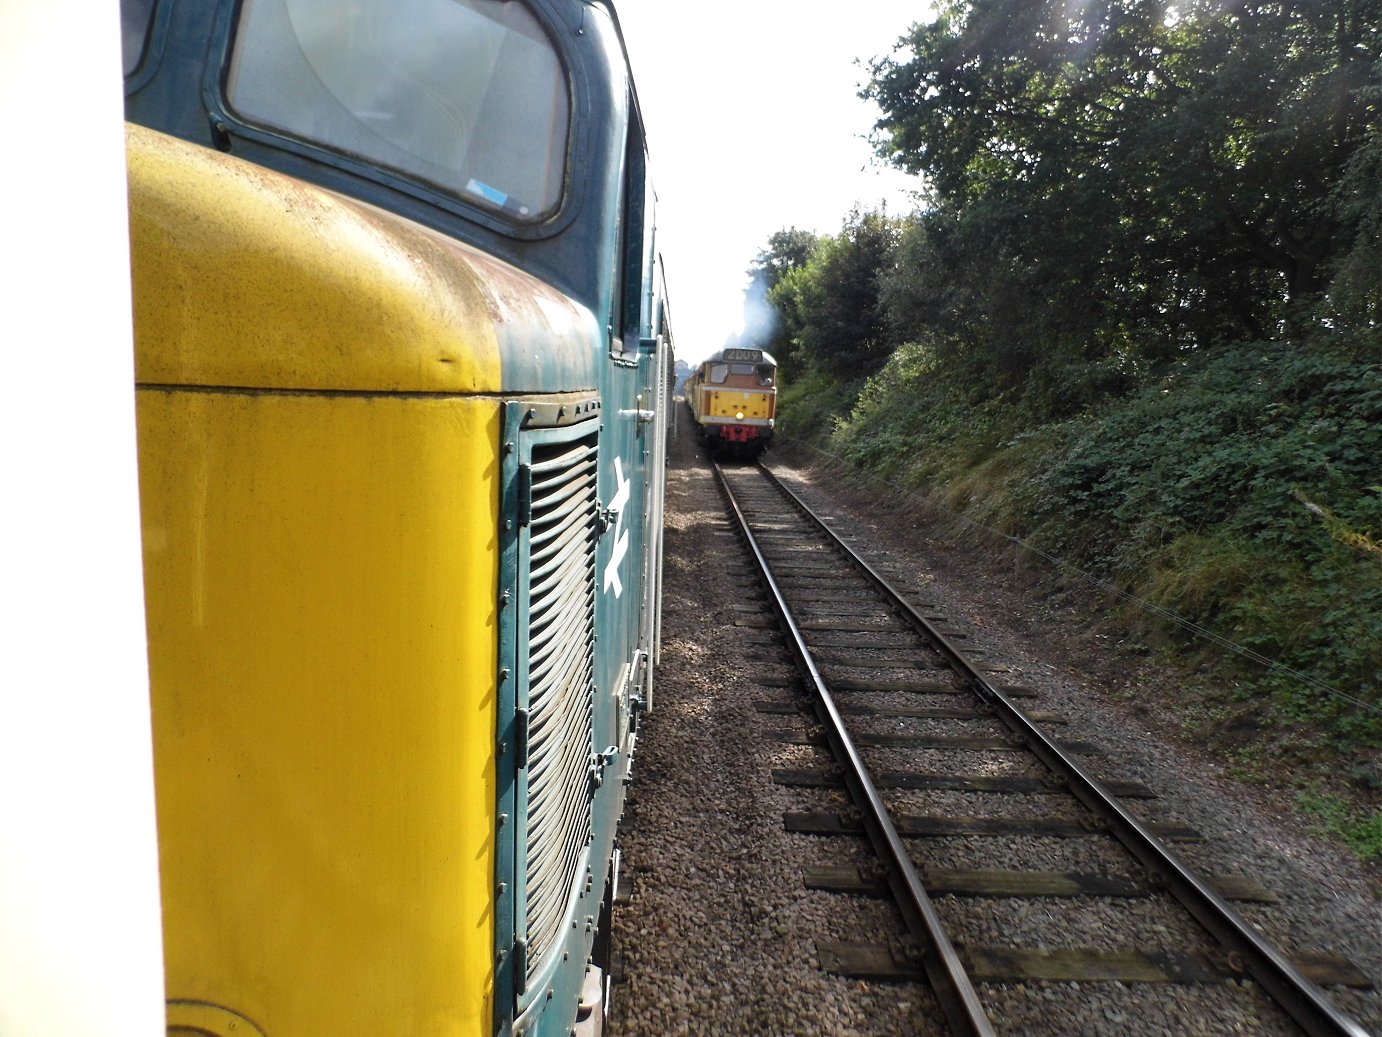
[{"left": 615, "top": 2, "right": 933, "bottom": 363}]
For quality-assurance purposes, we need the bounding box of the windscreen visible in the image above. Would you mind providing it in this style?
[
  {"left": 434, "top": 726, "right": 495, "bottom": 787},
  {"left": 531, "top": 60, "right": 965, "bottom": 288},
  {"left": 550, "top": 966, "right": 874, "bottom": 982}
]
[
  {"left": 226, "top": 0, "right": 569, "bottom": 220},
  {"left": 122, "top": 0, "right": 158, "bottom": 75}
]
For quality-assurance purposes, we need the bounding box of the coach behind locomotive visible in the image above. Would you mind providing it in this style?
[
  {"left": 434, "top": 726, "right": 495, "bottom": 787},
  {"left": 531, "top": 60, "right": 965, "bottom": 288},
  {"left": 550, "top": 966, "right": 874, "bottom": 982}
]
[
  {"left": 122, "top": 1, "right": 671, "bottom": 1036},
  {"left": 686, "top": 347, "right": 778, "bottom": 457}
]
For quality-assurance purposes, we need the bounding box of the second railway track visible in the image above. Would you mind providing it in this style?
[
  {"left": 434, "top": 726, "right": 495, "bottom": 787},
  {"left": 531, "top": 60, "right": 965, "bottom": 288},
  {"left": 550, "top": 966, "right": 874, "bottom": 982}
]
[{"left": 713, "top": 459, "right": 1373, "bottom": 1037}]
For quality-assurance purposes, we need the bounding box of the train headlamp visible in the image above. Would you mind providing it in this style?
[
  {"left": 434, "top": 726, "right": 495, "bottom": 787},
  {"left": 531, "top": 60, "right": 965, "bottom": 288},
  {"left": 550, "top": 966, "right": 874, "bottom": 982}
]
[{"left": 735, "top": 411, "right": 744, "bottom": 420}]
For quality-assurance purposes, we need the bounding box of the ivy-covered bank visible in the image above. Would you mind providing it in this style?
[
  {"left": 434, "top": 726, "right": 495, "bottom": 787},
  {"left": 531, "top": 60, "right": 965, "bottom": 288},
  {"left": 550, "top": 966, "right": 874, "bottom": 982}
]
[{"left": 776, "top": 337, "right": 1381, "bottom": 859}]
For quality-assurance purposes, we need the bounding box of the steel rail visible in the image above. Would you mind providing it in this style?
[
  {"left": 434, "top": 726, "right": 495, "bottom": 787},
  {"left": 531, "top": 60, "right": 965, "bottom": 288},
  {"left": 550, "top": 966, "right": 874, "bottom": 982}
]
[
  {"left": 757, "top": 461, "right": 1372, "bottom": 1037},
  {"left": 713, "top": 462, "right": 999, "bottom": 1037}
]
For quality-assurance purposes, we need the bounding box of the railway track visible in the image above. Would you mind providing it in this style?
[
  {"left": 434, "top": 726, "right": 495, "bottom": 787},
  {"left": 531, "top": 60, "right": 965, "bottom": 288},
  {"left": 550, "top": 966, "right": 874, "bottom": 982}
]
[{"left": 713, "top": 459, "right": 1373, "bottom": 1037}]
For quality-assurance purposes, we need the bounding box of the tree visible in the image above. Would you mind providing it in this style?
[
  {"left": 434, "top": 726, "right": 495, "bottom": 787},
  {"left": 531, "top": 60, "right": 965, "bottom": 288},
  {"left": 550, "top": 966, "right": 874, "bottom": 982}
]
[
  {"left": 742, "top": 228, "right": 820, "bottom": 373},
  {"left": 769, "top": 210, "right": 903, "bottom": 381},
  {"left": 749, "top": 227, "right": 820, "bottom": 294},
  {"left": 863, "top": 0, "right": 1382, "bottom": 356},
  {"left": 1327, "top": 61, "right": 1382, "bottom": 329}
]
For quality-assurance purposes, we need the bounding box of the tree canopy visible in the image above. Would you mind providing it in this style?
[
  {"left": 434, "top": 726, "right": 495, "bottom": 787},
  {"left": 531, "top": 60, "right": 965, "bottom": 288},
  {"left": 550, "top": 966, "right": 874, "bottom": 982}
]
[
  {"left": 847, "top": 0, "right": 1381, "bottom": 395},
  {"left": 760, "top": 211, "right": 903, "bottom": 380},
  {"left": 751, "top": 0, "right": 1380, "bottom": 403}
]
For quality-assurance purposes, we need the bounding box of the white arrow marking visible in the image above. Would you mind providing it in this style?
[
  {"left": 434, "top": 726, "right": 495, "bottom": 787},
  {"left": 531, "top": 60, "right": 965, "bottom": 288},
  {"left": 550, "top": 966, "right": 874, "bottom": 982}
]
[{"left": 602, "top": 457, "right": 631, "bottom": 598}]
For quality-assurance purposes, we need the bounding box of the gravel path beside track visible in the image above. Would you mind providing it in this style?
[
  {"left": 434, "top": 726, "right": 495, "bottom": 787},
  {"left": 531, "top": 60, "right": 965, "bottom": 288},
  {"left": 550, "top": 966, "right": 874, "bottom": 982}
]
[{"left": 609, "top": 411, "right": 1381, "bottom": 1037}]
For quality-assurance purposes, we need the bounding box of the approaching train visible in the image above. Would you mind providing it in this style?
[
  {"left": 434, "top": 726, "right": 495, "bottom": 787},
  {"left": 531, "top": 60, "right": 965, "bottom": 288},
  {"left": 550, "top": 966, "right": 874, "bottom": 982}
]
[
  {"left": 121, "top": 2, "right": 671, "bottom": 1036},
  {"left": 686, "top": 347, "right": 778, "bottom": 457}
]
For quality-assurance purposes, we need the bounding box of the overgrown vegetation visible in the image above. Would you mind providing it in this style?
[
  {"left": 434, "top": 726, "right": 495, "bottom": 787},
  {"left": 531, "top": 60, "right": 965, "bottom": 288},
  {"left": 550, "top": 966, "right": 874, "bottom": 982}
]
[{"left": 743, "top": 0, "right": 1382, "bottom": 856}]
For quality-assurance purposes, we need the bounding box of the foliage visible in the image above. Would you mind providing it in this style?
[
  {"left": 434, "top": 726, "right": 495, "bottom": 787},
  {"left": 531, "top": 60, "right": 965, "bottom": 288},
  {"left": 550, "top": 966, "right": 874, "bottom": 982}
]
[
  {"left": 743, "top": 228, "right": 821, "bottom": 373},
  {"left": 1027, "top": 342, "right": 1382, "bottom": 718},
  {"left": 767, "top": 210, "right": 905, "bottom": 381},
  {"left": 1326, "top": 64, "right": 1382, "bottom": 328},
  {"left": 831, "top": 341, "right": 1003, "bottom": 482},
  {"left": 749, "top": 227, "right": 820, "bottom": 293},
  {"left": 862, "top": 0, "right": 1382, "bottom": 384},
  {"left": 1298, "top": 787, "right": 1382, "bottom": 861},
  {"left": 774, "top": 368, "right": 867, "bottom": 450},
  {"left": 1030, "top": 344, "right": 1381, "bottom": 551}
]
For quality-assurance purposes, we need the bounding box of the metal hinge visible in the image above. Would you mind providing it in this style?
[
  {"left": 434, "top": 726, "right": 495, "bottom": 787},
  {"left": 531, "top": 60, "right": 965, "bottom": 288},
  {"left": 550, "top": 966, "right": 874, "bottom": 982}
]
[
  {"left": 517, "top": 464, "right": 533, "bottom": 527},
  {"left": 513, "top": 939, "right": 528, "bottom": 996},
  {"left": 588, "top": 745, "right": 619, "bottom": 793},
  {"left": 515, "top": 708, "right": 529, "bottom": 769}
]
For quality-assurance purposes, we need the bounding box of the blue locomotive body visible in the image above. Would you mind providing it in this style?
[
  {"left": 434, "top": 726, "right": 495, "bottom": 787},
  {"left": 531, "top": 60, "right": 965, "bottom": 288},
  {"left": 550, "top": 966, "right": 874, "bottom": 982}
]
[{"left": 122, "top": 2, "right": 671, "bottom": 1035}]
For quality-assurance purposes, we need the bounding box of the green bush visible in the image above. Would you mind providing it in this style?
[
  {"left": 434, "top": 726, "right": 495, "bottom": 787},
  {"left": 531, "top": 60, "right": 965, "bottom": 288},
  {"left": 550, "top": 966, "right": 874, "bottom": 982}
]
[
  {"left": 1298, "top": 787, "right": 1382, "bottom": 861},
  {"left": 775, "top": 369, "right": 866, "bottom": 450},
  {"left": 828, "top": 342, "right": 1007, "bottom": 485},
  {"left": 1034, "top": 344, "right": 1382, "bottom": 541},
  {"left": 1026, "top": 342, "right": 1381, "bottom": 738}
]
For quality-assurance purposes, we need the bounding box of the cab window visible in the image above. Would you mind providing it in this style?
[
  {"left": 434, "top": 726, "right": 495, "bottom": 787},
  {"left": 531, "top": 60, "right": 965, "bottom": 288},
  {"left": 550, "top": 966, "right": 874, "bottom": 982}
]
[
  {"left": 615, "top": 112, "right": 654, "bottom": 357},
  {"left": 225, "top": 0, "right": 569, "bottom": 221},
  {"left": 708, "top": 364, "right": 729, "bottom": 384},
  {"left": 122, "top": 0, "right": 159, "bottom": 75}
]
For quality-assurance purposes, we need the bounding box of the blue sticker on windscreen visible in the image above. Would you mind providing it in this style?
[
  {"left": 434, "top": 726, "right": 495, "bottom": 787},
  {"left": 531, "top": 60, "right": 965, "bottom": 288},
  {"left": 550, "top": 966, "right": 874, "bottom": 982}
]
[{"left": 466, "top": 178, "right": 509, "bottom": 207}]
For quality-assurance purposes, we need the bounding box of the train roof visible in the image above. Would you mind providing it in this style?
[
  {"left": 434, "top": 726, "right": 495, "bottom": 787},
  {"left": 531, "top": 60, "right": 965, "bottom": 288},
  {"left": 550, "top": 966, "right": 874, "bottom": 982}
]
[{"left": 699, "top": 347, "right": 777, "bottom": 368}]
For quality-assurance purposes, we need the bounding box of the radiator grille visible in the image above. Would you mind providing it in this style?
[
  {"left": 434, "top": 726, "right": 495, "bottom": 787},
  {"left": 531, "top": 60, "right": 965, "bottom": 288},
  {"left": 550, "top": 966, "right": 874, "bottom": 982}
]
[{"left": 522, "top": 435, "right": 598, "bottom": 984}]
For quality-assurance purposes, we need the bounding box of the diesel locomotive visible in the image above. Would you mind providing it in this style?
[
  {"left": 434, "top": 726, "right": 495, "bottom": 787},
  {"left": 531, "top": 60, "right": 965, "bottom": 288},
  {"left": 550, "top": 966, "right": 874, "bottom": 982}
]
[
  {"left": 121, "top": 1, "right": 671, "bottom": 1035},
  {"left": 686, "top": 347, "right": 778, "bottom": 457}
]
